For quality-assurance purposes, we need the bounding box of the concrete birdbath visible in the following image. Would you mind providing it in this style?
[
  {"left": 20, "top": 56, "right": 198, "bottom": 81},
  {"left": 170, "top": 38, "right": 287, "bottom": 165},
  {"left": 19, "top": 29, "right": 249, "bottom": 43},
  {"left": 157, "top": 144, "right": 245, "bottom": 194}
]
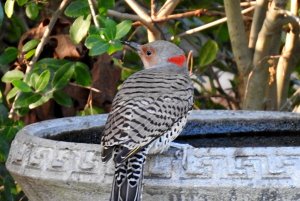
[{"left": 6, "top": 110, "right": 300, "bottom": 201}]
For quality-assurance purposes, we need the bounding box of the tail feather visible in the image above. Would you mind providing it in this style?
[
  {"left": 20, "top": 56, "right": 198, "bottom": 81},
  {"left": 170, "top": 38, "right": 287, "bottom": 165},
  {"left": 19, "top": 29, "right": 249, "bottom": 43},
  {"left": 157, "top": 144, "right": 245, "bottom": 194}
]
[{"left": 110, "top": 147, "right": 147, "bottom": 201}]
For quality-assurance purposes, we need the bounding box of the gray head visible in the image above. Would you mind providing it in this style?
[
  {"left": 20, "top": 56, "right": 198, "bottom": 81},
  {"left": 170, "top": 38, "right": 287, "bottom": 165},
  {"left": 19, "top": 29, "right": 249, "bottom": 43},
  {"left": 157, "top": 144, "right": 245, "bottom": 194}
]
[{"left": 123, "top": 40, "right": 187, "bottom": 69}]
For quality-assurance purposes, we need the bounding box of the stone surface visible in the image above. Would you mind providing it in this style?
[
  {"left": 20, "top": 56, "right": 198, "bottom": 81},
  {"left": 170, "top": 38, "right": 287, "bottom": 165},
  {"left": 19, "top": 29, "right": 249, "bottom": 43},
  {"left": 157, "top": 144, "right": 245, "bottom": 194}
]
[{"left": 5, "top": 110, "right": 300, "bottom": 201}]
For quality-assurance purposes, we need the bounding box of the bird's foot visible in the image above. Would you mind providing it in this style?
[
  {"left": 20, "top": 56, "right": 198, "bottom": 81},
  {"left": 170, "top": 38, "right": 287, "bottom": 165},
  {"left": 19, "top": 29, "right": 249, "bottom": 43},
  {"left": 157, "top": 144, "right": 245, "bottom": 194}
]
[{"left": 171, "top": 142, "right": 193, "bottom": 170}]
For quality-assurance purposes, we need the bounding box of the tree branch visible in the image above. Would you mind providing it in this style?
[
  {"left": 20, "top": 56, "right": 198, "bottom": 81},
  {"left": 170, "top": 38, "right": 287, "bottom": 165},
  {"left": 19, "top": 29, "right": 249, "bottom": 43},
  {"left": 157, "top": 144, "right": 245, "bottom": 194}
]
[
  {"left": 174, "top": 6, "right": 255, "bottom": 39},
  {"left": 107, "top": 9, "right": 141, "bottom": 21},
  {"left": 224, "top": 0, "right": 253, "bottom": 77},
  {"left": 125, "top": 0, "right": 161, "bottom": 41},
  {"left": 277, "top": 3, "right": 300, "bottom": 109},
  {"left": 88, "top": 0, "right": 99, "bottom": 28},
  {"left": 27, "top": 0, "right": 70, "bottom": 73},
  {"left": 248, "top": 0, "right": 268, "bottom": 53},
  {"left": 156, "top": 0, "right": 180, "bottom": 18}
]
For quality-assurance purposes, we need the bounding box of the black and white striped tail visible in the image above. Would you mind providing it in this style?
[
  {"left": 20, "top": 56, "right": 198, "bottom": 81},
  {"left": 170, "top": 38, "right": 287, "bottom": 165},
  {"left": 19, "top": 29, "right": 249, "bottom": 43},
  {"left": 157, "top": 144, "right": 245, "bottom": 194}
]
[{"left": 111, "top": 147, "right": 147, "bottom": 201}]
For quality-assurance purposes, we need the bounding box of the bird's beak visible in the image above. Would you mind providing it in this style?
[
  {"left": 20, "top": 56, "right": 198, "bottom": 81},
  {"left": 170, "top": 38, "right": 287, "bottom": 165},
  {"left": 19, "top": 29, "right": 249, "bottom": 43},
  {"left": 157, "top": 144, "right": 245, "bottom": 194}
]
[{"left": 121, "top": 41, "right": 141, "bottom": 52}]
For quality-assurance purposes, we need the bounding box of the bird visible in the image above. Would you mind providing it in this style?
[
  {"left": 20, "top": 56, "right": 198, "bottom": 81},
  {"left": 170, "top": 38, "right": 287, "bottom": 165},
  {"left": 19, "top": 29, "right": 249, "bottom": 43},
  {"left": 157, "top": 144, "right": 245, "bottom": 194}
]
[{"left": 100, "top": 40, "right": 194, "bottom": 201}]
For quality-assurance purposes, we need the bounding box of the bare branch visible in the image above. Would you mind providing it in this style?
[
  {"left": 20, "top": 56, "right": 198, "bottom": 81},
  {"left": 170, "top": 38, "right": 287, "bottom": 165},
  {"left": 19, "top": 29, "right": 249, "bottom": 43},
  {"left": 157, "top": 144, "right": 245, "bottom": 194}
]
[
  {"left": 107, "top": 9, "right": 141, "bottom": 21},
  {"left": 153, "top": 9, "right": 207, "bottom": 23},
  {"left": 27, "top": 0, "right": 70, "bottom": 73},
  {"left": 88, "top": 0, "right": 99, "bottom": 28},
  {"left": 125, "top": 0, "right": 161, "bottom": 41},
  {"left": 277, "top": 2, "right": 300, "bottom": 109},
  {"left": 248, "top": 0, "right": 268, "bottom": 53},
  {"left": 224, "top": 0, "right": 253, "bottom": 76},
  {"left": 69, "top": 82, "right": 101, "bottom": 93},
  {"left": 156, "top": 0, "right": 180, "bottom": 18},
  {"left": 174, "top": 6, "right": 255, "bottom": 39}
]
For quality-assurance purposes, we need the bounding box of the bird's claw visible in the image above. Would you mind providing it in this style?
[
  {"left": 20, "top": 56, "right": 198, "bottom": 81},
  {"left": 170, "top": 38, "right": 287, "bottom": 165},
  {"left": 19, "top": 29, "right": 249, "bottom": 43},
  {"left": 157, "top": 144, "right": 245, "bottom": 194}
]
[{"left": 171, "top": 142, "right": 193, "bottom": 170}]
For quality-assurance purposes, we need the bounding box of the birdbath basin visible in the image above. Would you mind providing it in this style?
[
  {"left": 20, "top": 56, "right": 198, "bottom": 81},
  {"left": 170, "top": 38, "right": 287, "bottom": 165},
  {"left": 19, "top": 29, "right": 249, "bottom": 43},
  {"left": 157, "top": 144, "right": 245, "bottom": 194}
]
[{"left": 6, "top": 110, "right": 300, "bottom": 201}]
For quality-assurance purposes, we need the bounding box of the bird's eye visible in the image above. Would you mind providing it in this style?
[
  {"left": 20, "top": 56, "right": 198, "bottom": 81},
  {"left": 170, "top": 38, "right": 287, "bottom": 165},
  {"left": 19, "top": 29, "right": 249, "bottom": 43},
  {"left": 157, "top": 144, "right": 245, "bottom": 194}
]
[{"left": 146, "top": 50, "right": 152, "bottom": 56}]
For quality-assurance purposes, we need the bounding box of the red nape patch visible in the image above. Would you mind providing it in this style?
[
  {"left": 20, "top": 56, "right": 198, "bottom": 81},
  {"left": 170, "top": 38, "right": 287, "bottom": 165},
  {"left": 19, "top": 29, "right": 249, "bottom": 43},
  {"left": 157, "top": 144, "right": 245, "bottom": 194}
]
[{"left": 167, "top": 54, "right": 186, "bottom": 67}]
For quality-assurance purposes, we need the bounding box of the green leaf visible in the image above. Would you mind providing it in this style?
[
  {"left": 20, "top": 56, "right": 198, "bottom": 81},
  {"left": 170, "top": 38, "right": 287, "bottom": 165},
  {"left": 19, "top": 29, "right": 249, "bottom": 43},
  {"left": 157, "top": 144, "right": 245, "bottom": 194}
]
[
  {"left": 14, "top": 92, "right": 41, "bottom": 108},
  {"left": 115, "top": 20, "right": 132, "bottom": 39},
  {"left": 85, "top": 35, "right": 102, "bottom": 49},
  {"left": 0, "top": 2, "right": 4, "bottom": 27},
  {"left": 11, "top": 80, "right": 32, "bottom": 92},
  {"left": 89, "top": 41, "right": 109, "bottom": 56},
  {"left": 103, "top": 18, "right": 116, "bottom": 40},
  {"left": 64, "top": 0, "right": 89, "bottom": 18},
  {"left": 6, "top": 87, "right": 19, "bottom": 101},
  {"left": 74, "top": 62, "right": 91, "bottom": 86},
  {"left": 29, "top": 93, "right": 52, "bottom": 109},
  {"left": 16, "top": 0, "right": 28, "bottom": 6},
  {"left": 199, "top": 40, "right": 219, "bottom": 67},
  {"left": 70, "top": 14, "right": 91, "bottom": 44},
  {"left": 35, "top": 70, "right": 50, "bottom": 92},
  {"left": 28, "top": 72, "right": 39, "bottom": 88},
  {"left": 24, "top": 49, "right": 35, "bottom": 60},
  {"left": 1, "top": 69, "right": 24, "bottom": 83},
  {"left": 34, "top": 58, "right": 68, "bottom": 71},
  {"left": 0, "top": 47, "right": 18, "bottom": 65},
  {"left": 107, "top": 40, "right": 122, "bottom": 55},
  {"left": 22, "top": 39, "right": 40, "bottom": 52},
  {"left": 53, "top": 91, "right": 73, "bottom": 107},
  {"left": 97, "top": 0, "right": 114, "bottom": 9},
  {"left": 25, "top": 2, "right": 39, "bottom": 20},
  {"left": 52, "top": 63, "right": 75, "bottom": 90},
  {"left": 4, "top": 0, "right": 15, "bottom": 18},
  {"left": 97, "top": 0, "right": 114, "bottom": 15}
]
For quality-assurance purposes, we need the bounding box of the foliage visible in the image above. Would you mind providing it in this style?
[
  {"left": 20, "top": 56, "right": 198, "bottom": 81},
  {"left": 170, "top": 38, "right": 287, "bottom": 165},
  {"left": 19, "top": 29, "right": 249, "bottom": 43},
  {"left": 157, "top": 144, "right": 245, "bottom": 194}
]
[{"left": 2, "top": 0, "right": 298, "bottom": 200}]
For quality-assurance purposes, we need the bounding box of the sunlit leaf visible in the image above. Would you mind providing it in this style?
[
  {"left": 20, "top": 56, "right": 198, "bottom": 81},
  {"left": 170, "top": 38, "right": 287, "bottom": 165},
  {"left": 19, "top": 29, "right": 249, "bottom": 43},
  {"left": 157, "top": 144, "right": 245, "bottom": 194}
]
[
  {"left": 35, "top": 70, "right": 50, "bottom": 92},
  {"left": 70, "top": 14, "right": 91, "bottom": 44},
  {"left": 24, "top": 49, "right": 35, "bottom": 60},
  {"left": 4, "top": 0, "right": 15, "bottom": 18},
  {"left": 22, "top": 39, "right": 39, "bottom": 52},
  {"left": 1, "top": 69, "right": 24, "bottom": 83},
  {"left": 11, "top": 80, "right": 32, "bottom": 92},
  {"left": 107, "top": 40, "right": 122, "bottom": 55},
  {"left": 25, "top": 2, "right": 39, "bottom": 20},
  {"left": 29, "top": 93, "right": 52, "bottom": 109},
  {"left": 6, "top": 87, "right": 19, "bottom": 101},
  {"left": 115, "top": 20, "right": 132, "bottom": 39}
]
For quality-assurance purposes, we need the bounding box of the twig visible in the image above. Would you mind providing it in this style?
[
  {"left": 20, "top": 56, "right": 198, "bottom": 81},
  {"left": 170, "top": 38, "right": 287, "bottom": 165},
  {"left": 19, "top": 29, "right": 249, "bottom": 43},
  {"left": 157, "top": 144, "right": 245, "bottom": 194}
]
[
  {"left": 88, "top": 0, "right": 99, "bottom": 28},
  {"left": 156, "top": 0, "right": 180, "bottom": 18},
  {"left": 107, "top": 10, "right": 141, "bottom": 21},
  {"left": 240, "top": 1, "right": 256, "bottom": 7},
  {"left": 124, "top": 0, "right": 158, "bottom": 35},
  {"left": 174, "top": 6, "right": 255, "bottom": 39},
  {"left": 9, "top": 0, "right": 70, "bottom": 119},
  {"left": 153, "top": 9, "right": 207, "bottom": 22},
  {"left": 187, "top": 50, "right": 193, "bottom": 76},
  {"left": 151, "top": 0, "right": 156, "bottom": 18},
  {"left": 27, "top": 0, "right": 70, "bottom": 73},
  {"left": 69, "top": 82, "right": 101, "bottom": 93}
]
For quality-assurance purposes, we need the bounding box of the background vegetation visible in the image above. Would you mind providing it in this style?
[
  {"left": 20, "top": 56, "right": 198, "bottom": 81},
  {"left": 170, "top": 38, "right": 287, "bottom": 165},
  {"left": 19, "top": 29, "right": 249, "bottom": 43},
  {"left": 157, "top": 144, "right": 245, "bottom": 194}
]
[{"left": 1, "top": 0, "right": 300, "bottom": 200}]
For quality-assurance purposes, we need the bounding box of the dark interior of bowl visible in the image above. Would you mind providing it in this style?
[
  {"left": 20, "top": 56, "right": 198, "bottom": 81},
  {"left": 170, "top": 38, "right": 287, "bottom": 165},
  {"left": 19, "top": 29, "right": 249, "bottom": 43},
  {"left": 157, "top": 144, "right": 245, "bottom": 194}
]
[{"left": 45, "top": 118, "right": 300, "bottom": 148}]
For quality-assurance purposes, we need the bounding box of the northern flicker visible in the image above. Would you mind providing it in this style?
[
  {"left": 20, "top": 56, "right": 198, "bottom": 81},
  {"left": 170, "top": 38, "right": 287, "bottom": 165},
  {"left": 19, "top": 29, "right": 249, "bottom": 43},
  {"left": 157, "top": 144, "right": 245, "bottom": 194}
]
[{"left": 100, "top": 40, "right": 194, "bottom": 201}]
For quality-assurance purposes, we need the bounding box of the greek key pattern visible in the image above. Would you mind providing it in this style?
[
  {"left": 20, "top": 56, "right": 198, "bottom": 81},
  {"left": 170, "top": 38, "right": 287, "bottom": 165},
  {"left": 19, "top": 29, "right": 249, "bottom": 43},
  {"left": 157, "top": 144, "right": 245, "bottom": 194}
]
[{"left": 7, "top": 139, "right": 300, "bottom": 186}]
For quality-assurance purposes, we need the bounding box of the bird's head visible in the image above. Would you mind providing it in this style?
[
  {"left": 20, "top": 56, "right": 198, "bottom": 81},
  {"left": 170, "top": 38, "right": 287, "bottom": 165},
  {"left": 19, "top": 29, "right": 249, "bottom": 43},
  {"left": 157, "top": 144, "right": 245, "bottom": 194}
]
[{"left": 123, "top": 40, "right": 187, "bottom": 69}]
